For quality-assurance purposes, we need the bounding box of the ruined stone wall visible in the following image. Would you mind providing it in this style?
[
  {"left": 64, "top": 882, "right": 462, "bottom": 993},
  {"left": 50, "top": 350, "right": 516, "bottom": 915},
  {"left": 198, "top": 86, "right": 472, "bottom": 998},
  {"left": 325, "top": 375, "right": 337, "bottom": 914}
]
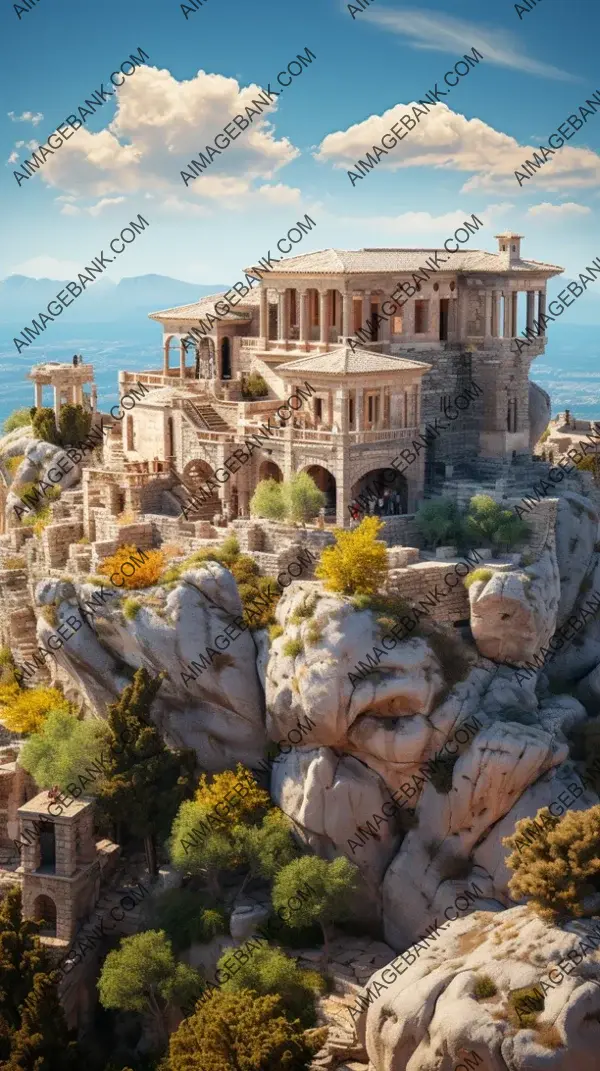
[
  {"left": 417, "top": 348, "right": 482, "bottom": 472},
  {"left": 42, "top": 521, "right": 84, "bottom": 570}
]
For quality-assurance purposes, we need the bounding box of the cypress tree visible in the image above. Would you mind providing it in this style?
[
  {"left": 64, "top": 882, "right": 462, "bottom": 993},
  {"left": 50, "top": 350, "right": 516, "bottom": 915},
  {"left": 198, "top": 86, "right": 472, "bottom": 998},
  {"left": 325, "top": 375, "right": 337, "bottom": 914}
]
[{"left": 5, "top": 972, "right": 79, "bottom": 1070}]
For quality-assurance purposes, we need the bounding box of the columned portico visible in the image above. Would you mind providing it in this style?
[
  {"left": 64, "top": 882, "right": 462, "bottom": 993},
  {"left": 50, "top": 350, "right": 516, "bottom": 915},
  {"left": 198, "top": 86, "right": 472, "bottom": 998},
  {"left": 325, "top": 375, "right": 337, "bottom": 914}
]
[
  {"left": 298, "top": 289, "right": 309, "bottom": 347},
  {"left": 319, "top": 291, "right": 329, "bottom": 346},
  {"left": 537, "top": 289, "right": 546, "bottom": 333},
  {"left": 527, "top": 291, "right": 535, "bottom": 333}
]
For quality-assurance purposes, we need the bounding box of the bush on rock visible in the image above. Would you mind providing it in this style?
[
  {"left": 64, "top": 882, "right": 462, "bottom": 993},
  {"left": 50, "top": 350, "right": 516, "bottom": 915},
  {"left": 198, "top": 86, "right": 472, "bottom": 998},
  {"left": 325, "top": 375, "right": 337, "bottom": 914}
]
[{"left": 315, "top": 516, "right": 387, "bottom": 596}]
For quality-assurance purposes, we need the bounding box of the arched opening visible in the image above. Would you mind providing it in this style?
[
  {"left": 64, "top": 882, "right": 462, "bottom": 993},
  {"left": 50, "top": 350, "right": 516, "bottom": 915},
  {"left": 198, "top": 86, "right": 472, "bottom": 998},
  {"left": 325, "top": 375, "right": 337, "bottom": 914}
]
[
  {"left": 306, "top": 465, "right": 336, "bottom": 515},
  {"left": 183, "top": 458, "right": 220, "bottom": 518},
  {"left": 33, "top": 894, "right": 57, "bottom": 936},
  {"left": 350, "top": 467, "right": 408, "bottom": 518},
  {"left": 259, "top": 460, "right": 283, "bottom": 482},
  {"left": 221, "top": 337, "right": 232, "bottom": 380}
]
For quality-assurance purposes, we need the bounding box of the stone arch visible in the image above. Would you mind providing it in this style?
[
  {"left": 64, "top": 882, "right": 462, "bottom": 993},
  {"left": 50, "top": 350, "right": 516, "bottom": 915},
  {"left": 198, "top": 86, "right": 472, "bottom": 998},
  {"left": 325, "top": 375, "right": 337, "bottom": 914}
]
[
  {"left": 351, "top": 466, "right": 408, "bottom": 516},
  {"left": 259, "top": 460, "right": 283, "bottom": 482},
  {"left": 33, "top": 893, "right": 57, "bottom": 936},
  {"left": 304, "top": 464, "right": 336, "bottom": 513},
  {"left": 183, "top": 458, "right": 220, "bottom": 517},
  {"left": 163, "top": 334, "right": 179, "bottom": 372}
]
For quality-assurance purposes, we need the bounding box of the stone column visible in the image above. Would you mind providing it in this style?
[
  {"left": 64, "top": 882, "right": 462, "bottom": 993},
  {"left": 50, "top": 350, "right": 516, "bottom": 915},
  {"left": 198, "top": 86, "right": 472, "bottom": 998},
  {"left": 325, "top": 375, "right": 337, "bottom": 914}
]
[
  {"left": 319, "top": 291, "right": 329, "bottom": 346},
  {"left": 537, "top": 290, "right": 546, "bottom": 334},
  {"left": 503, "top": 292, "right": 512, "bottom": 338},
  {"left": 259, "top": 287, "right": 269, "bottom": 347},
  {"left": 379, "top": 387, "right": 386, "bottom": 427},
  {"left": 34, "top": 382, "right": 43, "bottom": 407},
  {"left": 379, "top": 298, "right": 391, "bottom": 343},
  {"left": 404, "top": 300, "right": 415, "bottom": 338},
  {"left": 484, "top": 291, "right": 492, "bottom": 338},
  {"left": 53, "top": 385, "right": 61, "bottom": 423},
  {"left": 298, "top": 289, "right": 309, "bottom": 348},
  {"left": 163, "top": 338, "right": 170, "bottom": 375},
  {"left": 511, "top": 293, "right": 519, "bottom": 338},
  {"left": 526, "top": 291, "right": 535, "bottom": 333},
  {"left": 362, "top": 291, "right": 371, "bottom": 340},
  {"left": 342, "top": 292, "right": 352, "bottom": 340},
  {"left": 429, "top": 296, "right": 440, "bottom": 340},
  {"left": 179, "top": 340, "right": 186, "bottom": 379},
  {"left": 277, "top": 290, "right": 287, "bottom": 343},
  {"left": 491, "top": 291, "right": 500, "bottom": 337},
  {"left": 356, "top": 387, "right": 364, "bottom": 431}
]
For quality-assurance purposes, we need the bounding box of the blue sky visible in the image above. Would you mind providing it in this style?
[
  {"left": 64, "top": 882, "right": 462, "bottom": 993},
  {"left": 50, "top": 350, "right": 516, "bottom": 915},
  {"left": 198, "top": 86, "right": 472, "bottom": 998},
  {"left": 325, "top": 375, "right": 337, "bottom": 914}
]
[{"left": 2, "top": 0, "right": 600, "bottom": 286}]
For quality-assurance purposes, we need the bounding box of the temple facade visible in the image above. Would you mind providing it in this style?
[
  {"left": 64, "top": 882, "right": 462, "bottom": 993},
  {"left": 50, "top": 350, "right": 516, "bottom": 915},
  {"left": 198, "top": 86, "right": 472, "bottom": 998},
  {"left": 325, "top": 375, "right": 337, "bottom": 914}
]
[{"left": 112, "top": 232, "right": 562, "bottom": 525}]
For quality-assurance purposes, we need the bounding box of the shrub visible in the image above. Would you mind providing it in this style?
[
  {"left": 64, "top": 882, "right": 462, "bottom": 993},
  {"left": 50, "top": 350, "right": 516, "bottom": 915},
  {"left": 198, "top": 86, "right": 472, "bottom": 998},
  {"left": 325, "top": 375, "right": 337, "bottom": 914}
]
[
  {"left": 219, "top": 533, "right": 241, "bottom": 562},
  {"left": 58, "top": 403, "right": 92, "bottom": 447},
  {"left": 269, "top": 624, "right": 284, "bottom": 641},
  {"left": 5, "top": 454, "right": 24, "bottom": 477},
  {"left": 464, "top": 494, "right": 531, "bottom": 556},
  {"left": 241, "top": 371, "right": 269, "bottom": 399},
  {"left": 116, "top": 508, "right": 138, "bottom": 526},
  {"left": 289, "top": 596, "right": 318, "bottom": 624},
  {"left": 219, "top": 944, "right": 325, "bottom": 1027},
  {"left": 539, "top": 427, "right": 550, "bottom": 444},
  {"left": 415, "top": 498, "right": 463, "bottom": 548},
  {"left": 306, "top": 624, "right": 323, "bottom": 645},
  {"left": 195, "top": 764, "right": 270, "bottom": 830},
  {"left": 3, "top": 556, "right": 26, "bottom": 571},
  {"left": 230, "top": 554, "right": 260, "bottom": 585},
  {"left": 39, "top": 605, "right": 58, "bottom": 628},
  {"left": 0, "top": 683, "right": 71, "bottom": 735},
  {"left": 149, "top": 888, "right": 227, "bottom": 953},
  {"left": 508, "top": 986, "right": 544, "bottom": 1029},
  {"left": 239, "top": 575, "right": 280, "bottom": 629},
  {"left": 19, "top": 709, "right": 110, "bottom": 792},
  {"left": 473, "top": 974, "right": 498, "bottom": 1000},
  {"left": 3, "top": 408, "right": 32, "bottom": 434},
  {"left": 282, "top": 473, "right": 325, "bottom": 526},
  {"left": 30, "top": 407, "right": 60, "bottom": 446},
  {"left": 98, "top": 545, "right": 165, "bottom": 589},
  {"left": 123, "top": 598, "right": 142, "bottom": 621},
  {"left": 250, "top": 478, "right": 286, "bottom": 521},
  {"left": 504, "top": 804, "right": 600, "bottom": 919},
  {"left": 316, "top": 516, "right": 387, "bottom": 596},
  {"left": 283, "top": 638, "right": 304, "bottom": 658},
  {"left": 463, "top": 567, "right": 494, "bottom": 589}
]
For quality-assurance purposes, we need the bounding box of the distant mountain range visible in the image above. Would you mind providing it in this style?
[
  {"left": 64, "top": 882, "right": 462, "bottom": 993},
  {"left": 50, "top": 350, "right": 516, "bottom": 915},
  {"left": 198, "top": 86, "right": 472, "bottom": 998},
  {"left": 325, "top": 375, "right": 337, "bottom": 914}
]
[{"left": 0, "top": 274, "right": 228, "bottom": 325}]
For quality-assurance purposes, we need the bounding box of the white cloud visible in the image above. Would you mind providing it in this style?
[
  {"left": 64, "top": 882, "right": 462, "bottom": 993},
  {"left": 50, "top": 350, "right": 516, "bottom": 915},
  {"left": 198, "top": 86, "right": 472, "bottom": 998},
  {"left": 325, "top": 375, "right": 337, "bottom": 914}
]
[
  {"left": 38, "top": 65, "right": 299, "bottom": 206},
  {"left": 7, "top": 152, "right": 19, "bottom": 164},
  {"left": 333, "top": 203, "right": 514, "bottom": 238},
  {"left": 364, "top": 8, "right": 579, "bottom": 82},
  {"left": 256, "top": 183, "right": 301, "bottom": 204},
  {"left": 10, "top": 256, "right": 84, "bottom": 279},
  {"left": 58, "top": 195, "right": 126, "bottom": 217},
  {"left": 316, "top": 102, "right": 600, "bottom": 193},
  {"left": 527, "top": 201, "right": 592, "bottom": 217},
  {"left": 8, "top": 110, "right": 44, "bottom": 125}
]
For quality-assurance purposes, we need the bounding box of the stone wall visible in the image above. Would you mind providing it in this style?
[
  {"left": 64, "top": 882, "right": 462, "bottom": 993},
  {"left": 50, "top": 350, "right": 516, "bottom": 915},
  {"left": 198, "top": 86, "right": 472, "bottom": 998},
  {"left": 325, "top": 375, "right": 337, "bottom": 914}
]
[
  {"left": 379, "top": 513, "right": 420, "bottom": 547},
  {"left": 42, "top": 521, "right": 84, "bottom": 570}
]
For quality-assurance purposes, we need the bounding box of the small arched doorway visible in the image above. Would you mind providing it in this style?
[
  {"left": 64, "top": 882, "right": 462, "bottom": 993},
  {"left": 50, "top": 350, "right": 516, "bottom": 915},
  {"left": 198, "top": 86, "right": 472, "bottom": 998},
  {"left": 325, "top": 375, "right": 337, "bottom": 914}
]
[
  {"left": 259, "top": 460, "right": 283, "bottom": 482},
  {"left": 33, "top": 894, "right": 57, "bottom": 936},
  {"left": 221, "top": 337, "right": 232, "bottom": 380},
  {"left": 183, "top": 458, "right": 220, "bottom": 517},
  {"left": 350, "top": 467, "right": 408, "bottom": 517},
  {"left": 306, "top": 465, "right": 336, "bottom": 514}
]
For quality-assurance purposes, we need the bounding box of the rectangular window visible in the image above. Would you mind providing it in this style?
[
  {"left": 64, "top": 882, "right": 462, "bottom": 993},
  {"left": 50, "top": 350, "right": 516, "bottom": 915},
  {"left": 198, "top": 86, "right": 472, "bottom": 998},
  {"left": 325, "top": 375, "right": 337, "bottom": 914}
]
[
  {"left": 331, "top": 291, "right": 337, "bottom": 324},
  {"left": 414, "top": 300, "right": 429, "bottom": 334},
  {"left": 349, "top": 396, "right": 355, "bottom": 426},
  {"left": 353, "top": 299, "right": 362, "bottom": 333},
  {"left": 311, "top": 291, "right": 319, "bottom": 327},
  {"left": 315, "top": 398, "right": 323, "bottom": 421},
  {"left": 392, "top": 315, "right": 403, "bottom": 335}
]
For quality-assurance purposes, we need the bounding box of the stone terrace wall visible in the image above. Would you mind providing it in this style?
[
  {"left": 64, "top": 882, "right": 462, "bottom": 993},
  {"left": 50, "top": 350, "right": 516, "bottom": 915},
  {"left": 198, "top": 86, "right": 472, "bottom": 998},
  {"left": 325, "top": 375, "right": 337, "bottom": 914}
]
[
  {"left": 42, "top": 521, "right": 84, "bottom": 570},
  {"left": 386, "top": 559, "right": 512, "bottom": 625},
  {"left": 379, "top": 513, "right": 420, "bottom": 547}
]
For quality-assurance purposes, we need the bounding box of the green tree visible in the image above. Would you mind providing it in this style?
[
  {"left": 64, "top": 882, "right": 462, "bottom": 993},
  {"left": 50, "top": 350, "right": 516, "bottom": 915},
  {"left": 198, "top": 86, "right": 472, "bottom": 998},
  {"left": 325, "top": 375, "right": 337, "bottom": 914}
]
[
  {"left": 98, "top": 668, "right": 196, "bottom": 876},
  {"left": 464, "top": 494, "right": 530, "bottom": 556},
  {"left": 58, "top": 403, "right": 92, "bottom": 447},
  {"left": 3, "top": 409, "right": 31, "bottom": 435},
  {"left": 19, "top": 710, "right": 110, "bottom": 794},
  {"left": 4, "top": 972, "right": 79, "bottom": 1070},
  {"left": 0, "top": 889, "right": 48, "bottom": 1041},
  {"left": 168, "top": 988, "right": 325, "bottom": 1071},
  {"left": 250, "top": 478, "right": 286, "bottom": 521},
  {"left": 169, "top": 799, "right": 241, "bottom": 897},
  {"left": 30, "top": 408, "right": 60, "bottom": 446},
  {"left": 150, "top": 888, "right": 227, "bottom": 953},
  {"left": 98, "top": 930, "right": 203, "bottom": 1049},
  {"left": 315, "top": 516, "right": 387, "bottom": 596},
  {"left": 504, "top": 804, "right": 600, "bottom": 920},
  {"left": 234, "top": 809, "right": 300, "bottom": 891},
  {"left": 272, "top": 856, "right": 359, "bottom": 965},
  {"left": 415, "top": 498, "right": 463, "bottom": 549},
  {"left": 242, "top": 372, "right": 269, "bottom": 399},
  {"left": 219, "top": 945, "right": 325, "bottom": 1027},
  {"left": 282, "top": 473, "right": 325, "bottom": 526}
]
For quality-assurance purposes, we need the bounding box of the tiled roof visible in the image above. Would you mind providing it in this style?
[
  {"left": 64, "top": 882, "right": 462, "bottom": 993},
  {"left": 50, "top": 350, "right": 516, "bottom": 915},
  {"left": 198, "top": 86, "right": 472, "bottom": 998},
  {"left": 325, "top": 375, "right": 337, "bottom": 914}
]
[
  {"left": 249, "top": 247, "right": 563, "bottom": 275},
  {"left": 149, "top": 288, "right": 260, "bottom": 322},
  {"left": 275, "top": 345, "right": 431, "bottom": 376}
]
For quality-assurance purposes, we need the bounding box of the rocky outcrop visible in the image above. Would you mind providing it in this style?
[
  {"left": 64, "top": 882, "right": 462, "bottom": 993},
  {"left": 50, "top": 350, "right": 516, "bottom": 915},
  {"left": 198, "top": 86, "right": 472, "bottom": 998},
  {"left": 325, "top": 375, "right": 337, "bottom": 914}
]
[
  {"left": 3, "top": 436, "right": 83, "bottom": 524},
  {"left": 357, "top": 904, "right": 600, "bottom": 1071},
  {"left": 34, "top": 563, "right": 267, "bottom": 770},
  {"left": 529, "top": 380, "right": 551, "bottom": 449}
]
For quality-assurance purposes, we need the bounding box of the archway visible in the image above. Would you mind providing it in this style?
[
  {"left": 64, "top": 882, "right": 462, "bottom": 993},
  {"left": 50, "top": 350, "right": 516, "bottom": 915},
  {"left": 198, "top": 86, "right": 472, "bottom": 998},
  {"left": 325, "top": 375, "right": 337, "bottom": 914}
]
[
  {"left": 259, "top": 460, "right": 283, "bottom": 482},
  {"left": 350, "top": 467, "right": 408, "bottom": 517},
  {"left": 33, "top": 894, "right": 57, "bottom": 936},
  {"left": 306, "top": 465, "right": 336, "bottom": 513},
  {"left": 183, "top": 458, "right": 220, "bottom": 517},
  {"left": 221, "top": 337, "right": 232, "bottom": 380}
]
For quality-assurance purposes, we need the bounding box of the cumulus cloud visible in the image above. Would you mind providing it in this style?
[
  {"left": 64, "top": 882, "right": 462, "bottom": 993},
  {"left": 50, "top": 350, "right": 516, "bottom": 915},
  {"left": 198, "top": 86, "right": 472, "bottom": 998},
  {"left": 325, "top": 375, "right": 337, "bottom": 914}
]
[
  {"left": 7, "top": 151, "right": 19, "bottom": 164},
  {"left": 527, "top": 202, "right": 592, "bottom": 217},
  {"left": 58, "top": 196, "right": 126, "bottom": 217},
  {"left": 333, "top": 203, "right": 514, "bottom": 239},
  {"left": 8, "top": 110, "right": 44, "bottom": 125},
  {"left": 363, "top": 8, "right": 579, "bottom": 82},
  {"left": 316, "top": 102, "right": 600, "bottom": 193},
  {"left": 37, "top": 65, "right": 299, "bottom": 205},
  {"left": 256, "top": 183, "right": 302, "bottom": 204}
]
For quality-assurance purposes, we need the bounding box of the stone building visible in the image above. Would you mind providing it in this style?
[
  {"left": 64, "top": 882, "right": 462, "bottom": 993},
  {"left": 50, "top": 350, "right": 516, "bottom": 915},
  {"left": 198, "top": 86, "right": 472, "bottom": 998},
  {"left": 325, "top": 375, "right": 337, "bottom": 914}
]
[
  {"left": 28, "top": 361, "right": 97, "bottom": 421},
  {"left": 109, "top": 232, "right": 562, "bottom": 525}
]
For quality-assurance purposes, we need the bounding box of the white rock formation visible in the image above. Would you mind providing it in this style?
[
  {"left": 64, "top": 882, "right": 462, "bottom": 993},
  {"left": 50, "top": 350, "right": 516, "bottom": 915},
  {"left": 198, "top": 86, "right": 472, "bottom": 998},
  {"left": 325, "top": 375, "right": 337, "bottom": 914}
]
[{"left": 357, "top": 905, "right": 600, "bottom": 1071}]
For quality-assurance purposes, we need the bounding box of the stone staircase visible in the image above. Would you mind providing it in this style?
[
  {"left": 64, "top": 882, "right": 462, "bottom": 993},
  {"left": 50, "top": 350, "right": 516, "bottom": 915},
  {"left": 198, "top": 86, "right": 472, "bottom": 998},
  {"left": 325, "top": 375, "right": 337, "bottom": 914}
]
[{"left": 184, "top": 400, "right": 231, "bottom": 433}]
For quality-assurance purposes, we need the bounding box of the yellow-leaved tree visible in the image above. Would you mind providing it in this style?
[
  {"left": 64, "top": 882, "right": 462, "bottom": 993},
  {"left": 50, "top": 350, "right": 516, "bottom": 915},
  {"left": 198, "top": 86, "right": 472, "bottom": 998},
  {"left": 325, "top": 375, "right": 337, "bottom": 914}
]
[
  {"left": 0, "top": 683, "right": 72, "bottom": 734},
  {"left": 315, "top": 516, "right": 387, "bottom": 596},
  {"left": 98, "top": 544, "right": 165, "bottom": 589},
  {"left": 194, "top": 763, "right": 270, "bottom": 830}
]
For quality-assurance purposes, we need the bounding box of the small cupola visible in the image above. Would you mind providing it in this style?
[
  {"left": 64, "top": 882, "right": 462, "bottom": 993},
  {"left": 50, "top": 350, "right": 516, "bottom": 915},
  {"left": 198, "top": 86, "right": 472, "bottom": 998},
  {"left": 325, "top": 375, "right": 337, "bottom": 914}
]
[{"left": 495, "top": 232, "right": 523, "bottom": 263}]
